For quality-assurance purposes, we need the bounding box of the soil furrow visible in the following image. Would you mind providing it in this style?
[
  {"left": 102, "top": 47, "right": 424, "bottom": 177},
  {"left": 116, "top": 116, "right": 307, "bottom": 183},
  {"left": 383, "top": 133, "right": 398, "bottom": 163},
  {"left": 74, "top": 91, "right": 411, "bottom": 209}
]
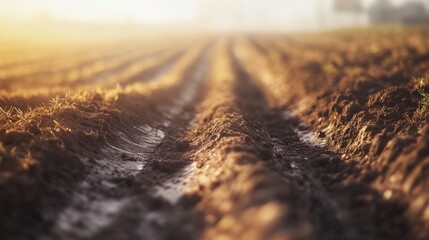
[
  {"left": 231, "top": 43, "right": 413, "bottom": 239},
  {"left": 0, "top": 41, "right": 196, "bottom": 110},
  {"left": 0, "top": 40, "right": 210, "bottom": 240},
  {"left": 42, "top": 41, "right": 213, "bottom": 240},
  {"left": 119, "top": 45, "right": 192, "bottom": 87},
  {"left": 67, "top": 42, "right": 185, "bottom": 87},
  {"left": 1, "top": 30, "right": 428, "bottom": 240},
  {"left": 74, "top": 40, "right": 197, "bottom": 88},
  {"left": 0, "top": 39, "right": 169, "bottom": 79},
  {"left": 234, "top": 36, "right": 424, "bottom": 239},
  {"left": 161, "top": 39, "right": 307, "bottom": 239},
  {"left": 0, "top": 40, "right": 183, "bottom": 90}
]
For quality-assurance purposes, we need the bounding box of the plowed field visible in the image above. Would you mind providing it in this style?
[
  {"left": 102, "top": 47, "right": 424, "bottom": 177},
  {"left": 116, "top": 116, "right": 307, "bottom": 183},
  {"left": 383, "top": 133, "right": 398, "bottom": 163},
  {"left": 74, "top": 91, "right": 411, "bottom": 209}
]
[{"left": 1, "top": 29, "right": 429, "bottom": 240}]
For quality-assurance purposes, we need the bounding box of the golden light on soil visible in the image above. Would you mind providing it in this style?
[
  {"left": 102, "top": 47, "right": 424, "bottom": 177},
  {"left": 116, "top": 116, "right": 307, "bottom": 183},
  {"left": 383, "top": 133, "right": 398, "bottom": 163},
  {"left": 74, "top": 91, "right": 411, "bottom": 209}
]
[{"left": 1, "top": 2, "right": 429, "bottom": 238}]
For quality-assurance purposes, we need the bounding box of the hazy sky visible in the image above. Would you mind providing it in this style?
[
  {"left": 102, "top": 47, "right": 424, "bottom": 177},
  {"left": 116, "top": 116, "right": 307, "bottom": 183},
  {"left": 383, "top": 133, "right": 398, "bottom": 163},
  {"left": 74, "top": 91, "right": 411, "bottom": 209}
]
[{"left": 0, "top": 0, "right": 425, "bottom": 32}]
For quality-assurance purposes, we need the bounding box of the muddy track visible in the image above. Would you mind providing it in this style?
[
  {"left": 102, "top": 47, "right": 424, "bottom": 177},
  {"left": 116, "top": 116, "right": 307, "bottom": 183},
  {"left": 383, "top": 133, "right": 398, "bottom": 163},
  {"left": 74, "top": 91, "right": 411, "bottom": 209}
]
[
  {"left": 38, "top": 41, "right": 213, "bottom": 240},
  {"left": 1, "top": 33, "right": 428, "bottom": 240}
]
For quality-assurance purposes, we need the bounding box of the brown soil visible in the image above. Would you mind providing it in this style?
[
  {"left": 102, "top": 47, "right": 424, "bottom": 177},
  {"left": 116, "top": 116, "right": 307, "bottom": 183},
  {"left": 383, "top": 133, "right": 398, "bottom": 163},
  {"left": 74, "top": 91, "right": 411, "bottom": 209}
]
[{"left": 0, "top": 29, "right": 428, "bottom": 239}]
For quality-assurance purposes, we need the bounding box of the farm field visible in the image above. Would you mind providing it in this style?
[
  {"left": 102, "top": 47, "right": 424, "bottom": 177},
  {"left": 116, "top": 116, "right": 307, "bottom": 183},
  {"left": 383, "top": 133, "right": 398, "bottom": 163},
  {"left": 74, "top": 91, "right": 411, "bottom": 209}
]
[{"left": 1, "top": 28, "right": 429, "bottom": 240}]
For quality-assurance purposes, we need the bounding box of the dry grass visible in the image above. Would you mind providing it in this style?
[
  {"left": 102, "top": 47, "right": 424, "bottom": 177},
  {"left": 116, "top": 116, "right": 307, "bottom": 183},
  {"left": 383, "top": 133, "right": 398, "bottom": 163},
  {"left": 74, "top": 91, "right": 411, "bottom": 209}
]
[{"left": 417, "top": 79, "right": 429, "bottom": 113}]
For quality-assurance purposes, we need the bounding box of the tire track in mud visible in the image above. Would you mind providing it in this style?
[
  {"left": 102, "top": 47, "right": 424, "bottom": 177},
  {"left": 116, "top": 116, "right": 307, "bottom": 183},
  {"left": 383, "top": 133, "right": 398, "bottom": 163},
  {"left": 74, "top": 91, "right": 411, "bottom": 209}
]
[
  {"left": 88, "top": 48, "right": 214, "bottom": 240},
  {"left": 43, "top": 41, "right": 213, "bottom": 240}
]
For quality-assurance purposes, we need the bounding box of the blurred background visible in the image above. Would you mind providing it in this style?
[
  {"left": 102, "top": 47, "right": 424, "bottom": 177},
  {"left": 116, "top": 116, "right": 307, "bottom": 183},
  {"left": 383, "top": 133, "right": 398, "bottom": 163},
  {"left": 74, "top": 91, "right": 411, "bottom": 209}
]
[{"left": 1, "top": 0, "right": 429, "bottom": 37}]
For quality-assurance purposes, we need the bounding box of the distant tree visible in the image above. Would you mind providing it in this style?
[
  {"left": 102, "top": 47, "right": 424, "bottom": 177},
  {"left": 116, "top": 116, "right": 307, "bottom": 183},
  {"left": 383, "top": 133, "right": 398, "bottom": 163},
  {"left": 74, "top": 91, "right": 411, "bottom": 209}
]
[
  {"left": 333, "top": 0, "right": 363, "bottom": 12},
  {"left": 368, "top": 0, "right": 397, "bottom": 24},
  {"left": 399, "top": 1, "right": 429, "bottom": 24},
  {"left": 370, "top": 0, "right": 394, "bottom": 11}
]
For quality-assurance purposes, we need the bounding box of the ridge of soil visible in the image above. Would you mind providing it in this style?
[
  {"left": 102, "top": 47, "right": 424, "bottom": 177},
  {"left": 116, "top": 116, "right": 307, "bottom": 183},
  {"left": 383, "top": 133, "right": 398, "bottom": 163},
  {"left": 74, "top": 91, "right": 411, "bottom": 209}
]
[
  {"left": 235, "top": 32, "right": 429, "bottom": 238},
  {"left": 0, "top": 30, "right": 428, "bottom": 239}
]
